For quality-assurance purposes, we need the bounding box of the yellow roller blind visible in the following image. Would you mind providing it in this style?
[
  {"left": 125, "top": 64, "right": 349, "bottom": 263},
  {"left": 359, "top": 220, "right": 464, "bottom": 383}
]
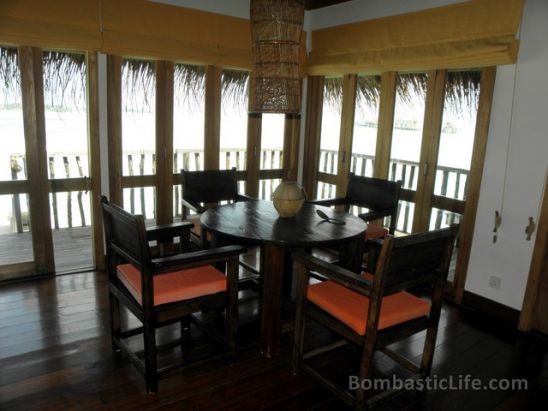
[
  {"left": 100, "top": 0, "right": 253, "bottom": 68},
  {"left": 0, "top": 0, "right": 101, "bottom": 51},
  {"left": 308, "top": 0, "right": 524, "bottom": 75}
]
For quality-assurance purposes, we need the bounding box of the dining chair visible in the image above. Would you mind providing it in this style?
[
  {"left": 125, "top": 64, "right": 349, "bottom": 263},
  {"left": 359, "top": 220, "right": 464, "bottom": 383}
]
[
  {"left": 101, "top": 196, "right": 245, "bottom": 394},
  {"left": 309, "top": 174, "right": 402, "bottom": 270},
  {"left": 181, "top": 168, "right": 262, "bottom": 288},
  {"left": 292, "top": 225, "right": 458, "bottom": 410},
  {"left": 181, "top": 167, "right": 255, "bottom": 249}
]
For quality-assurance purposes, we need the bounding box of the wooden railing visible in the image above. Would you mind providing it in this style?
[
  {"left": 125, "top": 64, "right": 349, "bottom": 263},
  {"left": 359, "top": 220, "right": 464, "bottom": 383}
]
[
  {"left": 6, "top": 149, "right": 468, "bottom": 234},
  {"left": 317, "top": 150, "right": 469, "bottom": 233}
]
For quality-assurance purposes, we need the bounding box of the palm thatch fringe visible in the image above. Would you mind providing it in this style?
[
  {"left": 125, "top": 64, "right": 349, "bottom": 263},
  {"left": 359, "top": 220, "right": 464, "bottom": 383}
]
[
  {"left": 222, "top": 69, "right": 249, "bottom": 111},
  {"left": 1, "top": 47, "right": 479, "bottom": 115},
  {"left": 323, "top": 72, "right": 479, "bottom": 116}
]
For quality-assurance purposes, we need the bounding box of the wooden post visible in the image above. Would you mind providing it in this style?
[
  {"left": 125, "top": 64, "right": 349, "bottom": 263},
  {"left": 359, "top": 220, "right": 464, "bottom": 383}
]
[
  {"left": 374, "top": 72, "right": 397, "bottom": 179},
  {"left": 155, "top": 60, "right": 174, "bottom": 225},
  {"left": 246, "top": 112, "right": 261, "bottom": 197},
  {"left": 283, "top": 113, "right": 301, "bottom": 181},
  {"left": 86, "top": 51, "right": 105, "bottom": 271},
  {"left": 204, "top": 66, "right": 221, "bottom": 171},
  {"left": 19, "top": 46, "right": 55, "bottom": 275},
  {"left": 302, "top": 76, "right": 325, "bottom": 199},
  {"left": 107, "top": 55, "right": 123, "bottom": 206},
  {"left": 413, "top": 69, "right": 447, "bottom": 233},
  {"left": 336, "top": 74, "right": 357, "bottom": 198}
]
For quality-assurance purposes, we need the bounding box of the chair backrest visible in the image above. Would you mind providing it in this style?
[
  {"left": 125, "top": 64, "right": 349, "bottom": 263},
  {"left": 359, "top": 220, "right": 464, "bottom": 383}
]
[
  {"left": 375, "top": 225, "right": 458, "bottom": 295},
  {"left": 346, "top": 174, "right": 401, "bottom": 232},
  {"left": 181, "top": 168, "right": 239, "bottom": 205},
  {"left": 100, "top": 196, "right": 150, "bottom": 269}
]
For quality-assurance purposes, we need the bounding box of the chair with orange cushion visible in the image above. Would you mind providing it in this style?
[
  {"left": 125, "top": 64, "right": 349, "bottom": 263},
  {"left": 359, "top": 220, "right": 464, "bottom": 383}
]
[
  {"left": 292, "top": 225, "right": 458, "bottom": 411},
  {"left": 101, "top": 196, "right": 245, "bottom": 394},
  {"left": 181, "top": 167, "right": 255, "bottom": 249},
  {"left": 308, "top": 174, "right": 402, "bottom": 270}
]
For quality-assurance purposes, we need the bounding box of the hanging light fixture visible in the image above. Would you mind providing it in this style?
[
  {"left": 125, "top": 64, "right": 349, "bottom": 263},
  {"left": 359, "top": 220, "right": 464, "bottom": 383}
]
[{"left": 249, "top": 0, "right": 305, "bottom": 114}]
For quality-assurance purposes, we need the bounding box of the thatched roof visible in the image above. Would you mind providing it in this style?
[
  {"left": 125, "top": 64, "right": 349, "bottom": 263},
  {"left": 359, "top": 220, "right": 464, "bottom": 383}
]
[{"left": 1, "top": 47, "right": 479, "bottom": 115}]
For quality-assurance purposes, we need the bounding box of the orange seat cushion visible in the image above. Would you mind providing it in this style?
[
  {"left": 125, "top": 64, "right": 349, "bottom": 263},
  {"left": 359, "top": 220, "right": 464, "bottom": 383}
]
[
  {"left": 307, "top": 275, "right": 431, "bottom": 335},
  {"left": 117, "top": 263, "right": 226, "bottom": 306},
  {"left": 365, "top": 224, "right": 389, "bottom": 241}
]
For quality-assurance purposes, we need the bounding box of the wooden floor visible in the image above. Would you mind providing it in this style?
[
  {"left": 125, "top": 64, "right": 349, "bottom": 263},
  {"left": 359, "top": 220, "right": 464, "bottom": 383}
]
[
  {"left": 0, "top": 227, "right": 93, "bottom": 273},
  {"left": 0, "top": 271, "right": 547, "bottom": 410}
]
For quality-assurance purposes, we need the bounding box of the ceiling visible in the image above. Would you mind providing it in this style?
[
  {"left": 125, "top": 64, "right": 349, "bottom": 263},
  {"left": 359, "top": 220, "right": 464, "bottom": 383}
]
[{"left": 304, "top": 0, "right": 353, "bottom": 10}]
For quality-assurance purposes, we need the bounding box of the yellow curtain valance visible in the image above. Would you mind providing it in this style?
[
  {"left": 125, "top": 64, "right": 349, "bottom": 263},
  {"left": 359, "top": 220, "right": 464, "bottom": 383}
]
[
  {"left": 0, "top": 0, "right": 102, "bottom": 51},
  {"left": 101, "top": 0, "right": 252, "bottom": 69},
  {"left": 0, "top": 0, "right": 523, "bottom": 72},
  {"left": 308, "top": 0, "right": 524, "bottom": 75}
]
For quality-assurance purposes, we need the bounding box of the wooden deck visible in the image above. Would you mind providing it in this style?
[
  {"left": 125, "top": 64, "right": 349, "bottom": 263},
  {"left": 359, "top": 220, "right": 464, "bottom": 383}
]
[
  {"left": 0, "top": 226, "right": 93, "bottom": 273},
  {"left": 0, "top": 271, "right": 547, "bottom": 410}
]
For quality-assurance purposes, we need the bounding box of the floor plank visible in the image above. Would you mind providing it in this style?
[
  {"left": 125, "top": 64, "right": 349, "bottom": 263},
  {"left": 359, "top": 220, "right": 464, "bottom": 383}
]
[{"left": 0, "top": 271, "right": 546, "bottom": 410}]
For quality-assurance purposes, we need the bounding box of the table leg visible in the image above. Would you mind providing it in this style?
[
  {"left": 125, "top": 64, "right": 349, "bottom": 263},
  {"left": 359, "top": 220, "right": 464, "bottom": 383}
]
[
  {"left": 261, "top": 243, "right": 285, "bottom": 358},
  {"left": 339, "top": 237, "right": 364, "bottom": 274}
]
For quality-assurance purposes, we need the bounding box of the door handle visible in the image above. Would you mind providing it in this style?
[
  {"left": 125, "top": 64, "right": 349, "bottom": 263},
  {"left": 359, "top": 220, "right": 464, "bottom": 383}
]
[
  {"left": 525, "top": 216, "right": 536, "bottom": 241},
  {"left": 493, "top": 210, "right": 502, "bottom": 243}
]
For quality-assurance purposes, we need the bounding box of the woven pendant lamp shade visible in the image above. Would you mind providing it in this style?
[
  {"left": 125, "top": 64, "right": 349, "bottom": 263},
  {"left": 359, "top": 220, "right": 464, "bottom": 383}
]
[{"left": 249, "top": 0, "right": 304, "bottom": 114}]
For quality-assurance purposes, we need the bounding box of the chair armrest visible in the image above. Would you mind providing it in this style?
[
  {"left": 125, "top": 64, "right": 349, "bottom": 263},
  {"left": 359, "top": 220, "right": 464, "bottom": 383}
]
[
  {"left": 146, "top": 221, "right": 194, "bottom": 243},
  {"left": 358, "top": 208, "right": 393, "bottom": 222},
  {"left": 306, "top": 197, "right": 347, "bottom": 207},
  {"left": 235, "top": 193, "right": 257, "bottom": 202},
  {"left": 181, "top": 198, "right": 206, "bottom": 214},
  {"left": 152, "top": 245, "right": 247, "bottom": 272},
  {"left": 292, "top": 251, "right": 372, "bottom": 297}
]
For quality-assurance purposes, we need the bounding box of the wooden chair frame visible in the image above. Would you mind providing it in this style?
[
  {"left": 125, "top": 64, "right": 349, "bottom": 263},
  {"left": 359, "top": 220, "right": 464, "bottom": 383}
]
[
  {"left": 310, "top": 174, "right": 402, "bottom": 234},
  {"left": 101, "top": 196, "right": 246, "bottom": 393},
  {"left": 181, "top": 167, "right": 255, "bottom": 248},
  {"left": 292, "top": 225, "right": 458, "bottom": 410}
]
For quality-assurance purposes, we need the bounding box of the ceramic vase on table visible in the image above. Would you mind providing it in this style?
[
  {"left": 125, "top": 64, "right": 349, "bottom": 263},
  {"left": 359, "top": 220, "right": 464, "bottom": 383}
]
[{"left": 272, "top": 181, "right": 306, "bottom": 218}]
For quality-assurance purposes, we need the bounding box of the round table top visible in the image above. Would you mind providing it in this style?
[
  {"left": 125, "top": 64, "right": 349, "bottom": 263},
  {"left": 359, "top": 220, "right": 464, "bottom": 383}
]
[{"left": 200, "top": 200, "right": 367, "bottom": 247}]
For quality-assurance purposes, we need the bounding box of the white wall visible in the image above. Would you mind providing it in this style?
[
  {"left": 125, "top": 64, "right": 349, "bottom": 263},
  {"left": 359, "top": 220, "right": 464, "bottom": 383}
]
[
  {"left": 150, "top": 0, "right": 250, "bottom": 19},
  {"left": 465, "top": 0, "right": 548, "bottom": 309},
  {"left": 307, "top": 0, "right": 462, "bottom": 30}
]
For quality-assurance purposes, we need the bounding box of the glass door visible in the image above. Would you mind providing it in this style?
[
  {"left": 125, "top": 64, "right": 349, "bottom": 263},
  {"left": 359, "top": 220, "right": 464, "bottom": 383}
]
[
  {"left": 43, "top": 51, "right": 94, "bottom": 273},
  {"left": 0, "top": 47, "right": 35, "bottom": 279}
]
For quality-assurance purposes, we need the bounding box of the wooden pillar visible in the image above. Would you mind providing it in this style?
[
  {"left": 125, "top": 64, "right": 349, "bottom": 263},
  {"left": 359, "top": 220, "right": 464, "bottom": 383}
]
[
  {"left": 19, "top": 46, "right": 54, "bottom": 275},
  {"left": 302, "top": 76, "right": 324, "bottom": 199},
  {"left": 155, "top": 61, "right": 174, "bottom": 225},
  {"left": 107, "top": 55, "right": 122, "bottom": 206},
  {"left": 413, "top": 69, "right": 447, "bottom": 233},
  {"left": 204, "top": 66, "right": 222, "bottom": 170},
  {"left": 86, "top": 51, "right": 105, "bottom": 270},
  {"left": 374, "top": 72, "right": 397, "bottom": 179}
]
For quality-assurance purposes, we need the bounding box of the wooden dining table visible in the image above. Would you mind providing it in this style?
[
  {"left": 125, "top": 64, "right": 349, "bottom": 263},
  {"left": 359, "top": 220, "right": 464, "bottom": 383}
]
[{"left": 200, "top": 200, "right": 367, "bottom": 357}]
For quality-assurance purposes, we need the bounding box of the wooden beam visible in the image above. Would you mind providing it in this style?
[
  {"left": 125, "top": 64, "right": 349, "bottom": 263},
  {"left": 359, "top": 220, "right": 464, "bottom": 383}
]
[
  {"left": 302, "top": 76, "right": 324, "bottom": 198},
  {"left": 454, "top": 67, "right": 496, "bottom": 303},
  {"left": 107, "top": 55, "right": 123, "bottom": 206},
  {"left": 155, "top": 60, "right": 174, "bottom": 225},
  {"left": 86, "top": 51, "right": 105, "bottom": 271},
  {"left": 19, "top": 46, "right": 54, "bottom": 275},
  {"left": 374, "top": 72, "right": 397, "bottom": 179},
  {"left": 413, "top": 69, "right": 447, "bottom": 233},
  {"left": 204, "top": 66, "right": 222, "bottom": 170},
  {"left": 519, "top": 172, "right": 548, "bottom": 331},
  {"left": 283, "top": 113, "right": 301, "bottom": 181}
]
